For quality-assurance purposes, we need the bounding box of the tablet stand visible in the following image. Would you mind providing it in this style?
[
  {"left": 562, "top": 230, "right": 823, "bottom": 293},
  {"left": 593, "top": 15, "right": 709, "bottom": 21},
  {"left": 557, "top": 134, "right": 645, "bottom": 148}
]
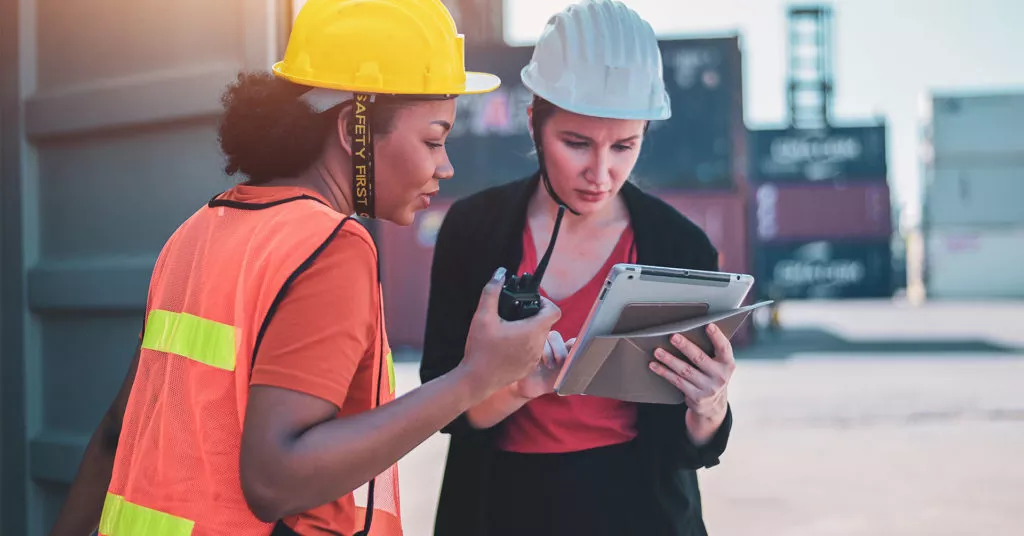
[{"left": 555, "top": 300, "right": 773, "bottom": 404}]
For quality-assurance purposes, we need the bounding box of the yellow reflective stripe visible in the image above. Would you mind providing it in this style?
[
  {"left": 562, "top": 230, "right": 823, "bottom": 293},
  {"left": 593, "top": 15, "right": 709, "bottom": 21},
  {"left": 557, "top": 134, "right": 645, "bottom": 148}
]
[
  {"left": 141, "top": 310, "right": 236, "bottom": 371},
  {"left": 386, "top": 351, "right": 396, "bottom": 394},
  {"left": 100, "top": 493, "right": 194, "bottom": 536}
]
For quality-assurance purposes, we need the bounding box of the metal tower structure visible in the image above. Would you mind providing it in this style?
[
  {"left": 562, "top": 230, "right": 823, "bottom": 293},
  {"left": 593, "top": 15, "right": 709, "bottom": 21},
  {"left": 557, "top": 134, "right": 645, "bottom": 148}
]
[{"left": 787, "top": 5, "right": 835, "bottom": 129}]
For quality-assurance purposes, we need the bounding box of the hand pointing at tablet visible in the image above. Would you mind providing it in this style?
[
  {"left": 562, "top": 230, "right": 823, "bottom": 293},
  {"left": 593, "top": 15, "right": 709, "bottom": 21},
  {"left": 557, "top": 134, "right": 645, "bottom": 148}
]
[
  {"left": 649, "top": 323, "right": 736, "bottom": 446},
  {"left": 512, "top": 332, "right": 576, "bottom": 400},
  {"left": 464, "top": 332, "right": 576, "bottom": 430}
]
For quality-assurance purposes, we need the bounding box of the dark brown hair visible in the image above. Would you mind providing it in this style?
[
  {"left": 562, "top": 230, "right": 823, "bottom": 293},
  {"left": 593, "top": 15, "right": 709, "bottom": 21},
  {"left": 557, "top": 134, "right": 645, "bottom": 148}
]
[
  {"left": 217, "top": 71, "right": 412, "bottom": 184},
  {"left": 530, "top": 94, "right": 651, "bottom": 139}
]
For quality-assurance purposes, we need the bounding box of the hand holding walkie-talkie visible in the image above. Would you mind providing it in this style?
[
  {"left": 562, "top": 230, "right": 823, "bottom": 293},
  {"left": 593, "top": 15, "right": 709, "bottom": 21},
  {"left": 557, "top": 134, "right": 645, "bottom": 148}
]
[{"left": 498, "top": 204, "right": 567, "bottom": 321}]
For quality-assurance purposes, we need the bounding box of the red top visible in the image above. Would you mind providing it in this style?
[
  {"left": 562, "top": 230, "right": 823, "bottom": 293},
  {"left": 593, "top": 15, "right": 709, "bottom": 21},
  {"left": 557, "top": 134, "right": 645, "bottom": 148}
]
[{"left": 497, "top": 222, "right": 639, "bottom": 454}]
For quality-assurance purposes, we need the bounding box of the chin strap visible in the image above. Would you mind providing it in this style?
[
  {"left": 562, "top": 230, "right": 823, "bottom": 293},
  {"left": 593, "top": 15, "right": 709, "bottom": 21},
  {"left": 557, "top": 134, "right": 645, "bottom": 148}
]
[
  {"left": 531, "top": 109, "right": 581, "bottom": 217},
  {"left": 351, "top": 93, "right": 375, "bottom": 219}
]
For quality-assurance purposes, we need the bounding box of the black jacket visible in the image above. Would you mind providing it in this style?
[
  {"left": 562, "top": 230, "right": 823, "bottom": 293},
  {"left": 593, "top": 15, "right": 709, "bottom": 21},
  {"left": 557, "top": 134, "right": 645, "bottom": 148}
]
[{"left": 419, "top": 174, "right": 733, "bottom": 536}]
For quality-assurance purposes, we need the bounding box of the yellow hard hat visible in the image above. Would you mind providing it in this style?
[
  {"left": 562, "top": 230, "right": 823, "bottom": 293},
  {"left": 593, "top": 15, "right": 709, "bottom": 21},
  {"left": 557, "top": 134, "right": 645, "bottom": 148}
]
[{"left": 273, "top": 0, "right": 500, "bottom": 96}]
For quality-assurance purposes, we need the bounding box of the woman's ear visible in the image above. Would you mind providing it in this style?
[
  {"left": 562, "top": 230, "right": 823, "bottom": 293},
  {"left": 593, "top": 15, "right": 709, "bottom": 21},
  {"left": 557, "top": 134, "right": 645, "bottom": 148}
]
[
  {"left": 526, "top": 104, "right": 535, "bottom": 143},
  {"left": 336, "top": 102, "right": 355, "bottom": 157}
]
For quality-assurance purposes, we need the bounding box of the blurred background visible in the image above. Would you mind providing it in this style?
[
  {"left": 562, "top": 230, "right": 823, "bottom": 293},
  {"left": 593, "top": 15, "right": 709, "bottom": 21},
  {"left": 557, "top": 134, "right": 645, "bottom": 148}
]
[{"left": 1, "top": 0, "right": 1022, "bottom": 534}]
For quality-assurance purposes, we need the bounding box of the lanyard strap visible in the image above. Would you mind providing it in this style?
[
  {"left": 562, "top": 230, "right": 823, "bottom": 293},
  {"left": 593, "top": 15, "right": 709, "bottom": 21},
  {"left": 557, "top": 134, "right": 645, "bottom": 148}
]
[{"left": 352, "top": 93, "right": 376, "bottom": 219}]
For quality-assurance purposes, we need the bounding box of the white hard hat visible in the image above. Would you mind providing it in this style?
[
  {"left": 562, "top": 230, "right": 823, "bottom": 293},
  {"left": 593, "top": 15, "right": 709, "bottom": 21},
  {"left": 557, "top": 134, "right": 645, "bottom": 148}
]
[{"left": 520, "top": 0, "right": 671, "bottom": 121}]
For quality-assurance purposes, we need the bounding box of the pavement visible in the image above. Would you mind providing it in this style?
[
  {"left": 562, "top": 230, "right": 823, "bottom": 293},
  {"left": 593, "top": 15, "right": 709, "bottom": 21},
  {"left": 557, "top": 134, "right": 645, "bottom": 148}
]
[{"left": 389, "top": 299, "right": 1024, "bottom": 535}]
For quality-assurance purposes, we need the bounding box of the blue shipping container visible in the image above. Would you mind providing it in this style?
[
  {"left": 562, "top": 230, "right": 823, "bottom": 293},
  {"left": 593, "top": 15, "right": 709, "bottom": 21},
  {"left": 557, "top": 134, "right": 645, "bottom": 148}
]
[
  {"left": 440, "top": 38, "right": 743, "bottom": 198},
  {"left": 755, "top": 239, "right": 893, "bottom": 299},
  {"left": 750, "top": 125, "right": 888, "bottom": 183},
  {"left": 638, "top": 38, "right": 743, "bottom": 190}
]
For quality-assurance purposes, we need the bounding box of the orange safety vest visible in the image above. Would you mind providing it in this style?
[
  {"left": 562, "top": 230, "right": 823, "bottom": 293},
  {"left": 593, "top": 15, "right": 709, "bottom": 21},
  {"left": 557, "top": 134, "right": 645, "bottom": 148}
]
[{"left": 99, "top": 190, "right": 402, "bottom": 536}]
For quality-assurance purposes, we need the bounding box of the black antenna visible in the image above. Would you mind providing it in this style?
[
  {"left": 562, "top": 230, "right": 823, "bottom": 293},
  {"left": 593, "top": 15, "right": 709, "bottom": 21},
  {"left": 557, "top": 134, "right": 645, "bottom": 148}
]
[
  {"left": 497, "top": 204, "right": 568, "bottom": 320},
  {"left": 527, "top": 204, "right": 566, "bottom": 291}
]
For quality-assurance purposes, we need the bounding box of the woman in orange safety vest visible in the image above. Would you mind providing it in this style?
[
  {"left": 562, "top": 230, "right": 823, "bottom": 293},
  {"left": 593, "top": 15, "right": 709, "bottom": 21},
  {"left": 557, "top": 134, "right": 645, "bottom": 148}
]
[{"left": 47, "top": 1, "right": 561, "bottom": 535}]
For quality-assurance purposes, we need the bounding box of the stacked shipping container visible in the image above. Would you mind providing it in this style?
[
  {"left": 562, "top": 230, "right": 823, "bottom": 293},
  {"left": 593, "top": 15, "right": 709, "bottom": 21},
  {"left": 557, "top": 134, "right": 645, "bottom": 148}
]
[
  {"left": 377, "top": 37, "right": 750, "bottom": 349},
  {"left": 748, "top": 125, "right": 895, "bottom": 299},
  {"left": 923, "top": 93, "right": 1024, "bottom": 298}
]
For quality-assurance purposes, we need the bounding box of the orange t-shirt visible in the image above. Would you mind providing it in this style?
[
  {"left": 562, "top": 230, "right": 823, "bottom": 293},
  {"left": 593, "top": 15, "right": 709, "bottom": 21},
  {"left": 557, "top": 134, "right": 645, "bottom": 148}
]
[{"left": 229, "top": 185, "right": 390, "bottom": 534}]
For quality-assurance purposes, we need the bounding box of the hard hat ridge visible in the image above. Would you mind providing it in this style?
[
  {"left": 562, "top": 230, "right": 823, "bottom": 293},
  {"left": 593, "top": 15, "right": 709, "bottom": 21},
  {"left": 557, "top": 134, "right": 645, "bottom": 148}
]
[{"left": 520, "top": 0, "right": 671, "bottom": 121}]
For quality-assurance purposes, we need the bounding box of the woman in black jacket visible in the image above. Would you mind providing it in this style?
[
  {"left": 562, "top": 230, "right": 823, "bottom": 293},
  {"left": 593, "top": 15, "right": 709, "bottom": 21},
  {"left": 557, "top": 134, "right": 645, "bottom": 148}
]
[{"left": 419, "top": 1, "right": 738, "bottom": 535}]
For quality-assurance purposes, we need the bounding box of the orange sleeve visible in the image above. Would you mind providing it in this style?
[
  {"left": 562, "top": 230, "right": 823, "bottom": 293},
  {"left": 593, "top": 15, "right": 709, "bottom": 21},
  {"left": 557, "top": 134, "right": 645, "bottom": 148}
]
[{"left": 250, "top": 228, "right": 379, "bottom": 409}]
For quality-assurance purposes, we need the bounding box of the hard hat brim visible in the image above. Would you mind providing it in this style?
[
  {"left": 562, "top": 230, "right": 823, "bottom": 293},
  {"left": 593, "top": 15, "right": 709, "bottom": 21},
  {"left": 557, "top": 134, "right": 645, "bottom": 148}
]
[
  {"left": 522, "top": 69, "right": 671, "bottom": 121},
  {"left": 462, "top": 72, "right": 502, "bottom": 95},
  {"left": 272, "top": 62, "right": 501, "bottom": 96}
]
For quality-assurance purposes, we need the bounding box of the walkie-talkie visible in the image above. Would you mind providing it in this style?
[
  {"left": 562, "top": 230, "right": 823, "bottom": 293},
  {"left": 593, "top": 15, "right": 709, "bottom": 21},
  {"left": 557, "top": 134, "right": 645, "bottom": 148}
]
[{"left": 498, "top": 204, "right": 568, "bottom": 321}]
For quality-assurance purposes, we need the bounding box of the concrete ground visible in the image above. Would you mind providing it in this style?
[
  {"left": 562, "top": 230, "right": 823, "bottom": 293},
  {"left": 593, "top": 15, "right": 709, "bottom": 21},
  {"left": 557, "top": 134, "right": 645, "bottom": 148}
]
[{"left": 390, "top": 299, "right": 1024, "bottom": 535}]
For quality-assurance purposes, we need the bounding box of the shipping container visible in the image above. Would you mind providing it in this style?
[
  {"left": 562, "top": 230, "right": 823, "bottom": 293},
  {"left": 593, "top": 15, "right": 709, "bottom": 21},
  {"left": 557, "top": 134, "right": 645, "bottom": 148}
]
[
  {"left": 442, "top": 44, "right": 538, "bottom": 198},
  {"left": 752, "top": 181, "right": 893, "bottom": 242},
  {"left": 925, "top": 226, "right": 1024, "bottom": 299},
  {"left": 929, "top": 93, "right": 1024, "bottom": 159},
  {"left": 638, "top": 38, "right": 745, "bottom": 191},
  {"left": 749, "top": 125, "right": 888, "bottom": 182},
  {"left": 658, "top": 191, "right": 751, "bottom": 277},
  {"left": 924, "top": 164, "right": 1024, "bottom": 227},
  {"left": 1, "top": 1, "right": 291, "bottom": 533},
  {"left": 755, "top": 239, "right": 893, "bottom": 299},
  {"left": 378, "top": 199, "right": 456, "bottom": 349},
  {"left": 441, "top": 37, "right": 746, "bottom": 198},
  {"left": 659, "top": 190, "right": 754, "bottom": 347}
]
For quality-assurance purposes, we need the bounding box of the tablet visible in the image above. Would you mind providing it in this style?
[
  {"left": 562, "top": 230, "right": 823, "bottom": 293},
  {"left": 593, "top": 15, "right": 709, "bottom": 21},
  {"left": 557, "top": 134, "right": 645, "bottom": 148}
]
[{"left": 553, "top": 263, "right": 754, "bottom": 392}]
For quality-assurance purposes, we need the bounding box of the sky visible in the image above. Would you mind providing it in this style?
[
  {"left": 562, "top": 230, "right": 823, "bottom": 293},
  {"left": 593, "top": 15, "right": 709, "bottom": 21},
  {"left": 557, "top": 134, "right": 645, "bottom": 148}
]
[{"left": 504, "top": 0, "right": 1024, "bottom": 228}]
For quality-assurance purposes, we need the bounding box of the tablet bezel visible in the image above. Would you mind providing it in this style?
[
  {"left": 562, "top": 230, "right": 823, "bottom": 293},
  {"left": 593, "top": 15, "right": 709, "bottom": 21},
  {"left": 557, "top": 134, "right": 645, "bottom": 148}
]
[{"left": 553, "top": 263, "right": 754, "bottom": 392}]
